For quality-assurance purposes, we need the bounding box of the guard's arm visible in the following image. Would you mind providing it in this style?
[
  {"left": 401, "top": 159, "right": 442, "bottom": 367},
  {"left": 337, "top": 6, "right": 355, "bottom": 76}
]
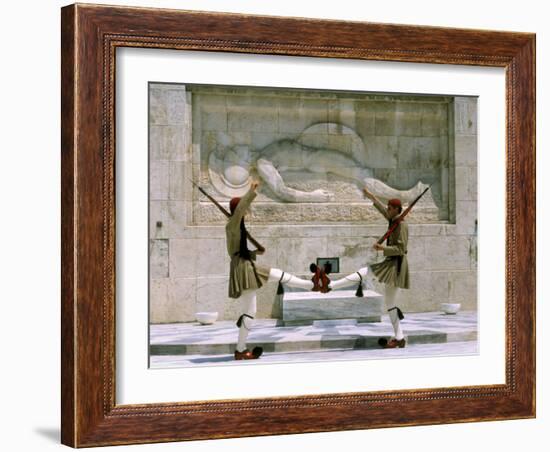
[
  {"left": 231, "top": 180, "right": 259, "bottom": 222},
  {"left": 364, "top": 187, "right": 390, "bottom": 220},
  {"left": 232, "top": 189, "right": 256, "bottom": 223},
  {"left": 372, "top": 198, "right": 390, "bottom": 220},
  {"left": 229, "top": 182, "right": 265, "bottom": 253}
]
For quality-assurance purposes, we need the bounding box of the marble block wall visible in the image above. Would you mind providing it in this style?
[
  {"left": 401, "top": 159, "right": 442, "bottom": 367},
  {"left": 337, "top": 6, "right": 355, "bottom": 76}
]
[{"left": 149, "top": 83, "right": 477, "bottom": 324}]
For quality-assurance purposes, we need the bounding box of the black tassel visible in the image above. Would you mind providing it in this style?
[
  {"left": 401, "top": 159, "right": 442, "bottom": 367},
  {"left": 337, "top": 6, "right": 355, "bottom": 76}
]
[
  {"left": 388, "top": 307, "right": 405, "bottom": 320},
  {"left": 236, "top": 314, "right": 254, "bottom": 328},
  {"left": 277, "top": 272, "right": 285, "bottom": 295},
  {"left": 396, "top": 307, "right": 405, "bottom": 320},
  {"left": 355, "top": 272, "right": 364, "bottom": 297}
]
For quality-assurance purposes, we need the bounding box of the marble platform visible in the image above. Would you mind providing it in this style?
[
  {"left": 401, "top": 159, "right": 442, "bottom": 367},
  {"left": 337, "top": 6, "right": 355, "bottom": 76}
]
[{"left": 282, "top": 289, "right": 384, "bottom": 326}]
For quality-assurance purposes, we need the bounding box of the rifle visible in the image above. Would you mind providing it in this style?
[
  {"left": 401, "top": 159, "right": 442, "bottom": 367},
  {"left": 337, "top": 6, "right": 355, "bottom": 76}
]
[
  {"left": 377, "top": 185, "right": 432, "bottom": 245},
  {"left": 190, "top": 180, "right": 266, "bottom": 253}
]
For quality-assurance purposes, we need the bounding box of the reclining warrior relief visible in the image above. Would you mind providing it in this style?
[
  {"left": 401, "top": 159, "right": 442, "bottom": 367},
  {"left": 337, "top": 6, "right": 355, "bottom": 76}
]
[{"left": 207, "top": 123, "right": 432, "bottom": 205}]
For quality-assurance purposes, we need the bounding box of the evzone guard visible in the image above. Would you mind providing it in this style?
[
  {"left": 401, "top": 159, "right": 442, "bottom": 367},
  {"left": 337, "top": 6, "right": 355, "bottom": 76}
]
[
  {"left": 363, "top": 184, "right": 430, "bottom": 349},
  {"left": 221, "top": 180, "right": 369, "bottom": 360}
]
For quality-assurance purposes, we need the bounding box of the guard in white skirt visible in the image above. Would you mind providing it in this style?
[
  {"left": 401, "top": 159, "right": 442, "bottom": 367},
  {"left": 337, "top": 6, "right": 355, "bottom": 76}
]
[{"left": 364, "top": 186, "right": 410, "bottom": 349}]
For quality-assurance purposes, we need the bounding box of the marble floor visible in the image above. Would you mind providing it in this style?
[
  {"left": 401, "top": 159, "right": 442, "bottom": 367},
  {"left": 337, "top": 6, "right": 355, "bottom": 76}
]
[
  {"left": 150, "top": 311, "right": 478, "bottom": 368},
  {"left": 150, "top": 341, "right": 478, "bottom": 368}
]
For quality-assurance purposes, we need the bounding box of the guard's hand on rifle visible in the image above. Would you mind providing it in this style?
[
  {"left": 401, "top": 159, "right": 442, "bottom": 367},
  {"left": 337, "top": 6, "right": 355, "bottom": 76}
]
[
  {"left": 251, "top": 179, "right": 260, "bottom": 191},
  {"left": 373, "top": 243, "right": 384, "bottom": 251},
  {"left": 255, "top": 248, "right": 265, "bottom": 255}
]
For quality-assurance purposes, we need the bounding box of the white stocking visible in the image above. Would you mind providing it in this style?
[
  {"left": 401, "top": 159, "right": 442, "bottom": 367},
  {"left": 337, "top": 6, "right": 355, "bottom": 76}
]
[
  {"left": 385, "top": 284, "right": 404, "bottom": 340},
  {"left": 328, "top": 267, "right": 369, "bottom": 290},
  {"left": 268, "top": 268, "right": 314, "bottom": 290},
  {"left": 236, "top": 289, "right": 257, "bottom": 352}
]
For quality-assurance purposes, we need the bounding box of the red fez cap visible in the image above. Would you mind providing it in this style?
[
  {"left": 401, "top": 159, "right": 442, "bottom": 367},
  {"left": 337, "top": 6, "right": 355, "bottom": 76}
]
[
  {"left": 229, "top": 197, "right": 241, "bottom": 214},
  {"left": 388, "top": 198, "right": 402, "bottom": 208}
]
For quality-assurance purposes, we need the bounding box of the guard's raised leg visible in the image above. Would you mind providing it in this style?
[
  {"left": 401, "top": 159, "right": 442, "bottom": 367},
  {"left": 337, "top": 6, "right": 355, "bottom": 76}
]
[
  {"left": 268, "top": 268, "right": 315, "bottom": 291},
  {"left": 328, "top": 267, "right": 369, "bottom": 290}
]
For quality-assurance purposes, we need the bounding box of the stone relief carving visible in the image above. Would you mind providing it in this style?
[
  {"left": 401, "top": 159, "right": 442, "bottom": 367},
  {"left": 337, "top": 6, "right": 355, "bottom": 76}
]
[{"left": 208, "top": 122, "right": 434, "bottom": 205}]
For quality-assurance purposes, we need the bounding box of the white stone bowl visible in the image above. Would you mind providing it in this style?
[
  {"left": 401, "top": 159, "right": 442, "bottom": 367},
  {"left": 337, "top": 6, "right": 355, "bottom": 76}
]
[
  {"left": 195, "top": 311, "right": 218, "bottom": 325},
  {"left": 441, "top": 303, "right": 461, "bottom": 315}
]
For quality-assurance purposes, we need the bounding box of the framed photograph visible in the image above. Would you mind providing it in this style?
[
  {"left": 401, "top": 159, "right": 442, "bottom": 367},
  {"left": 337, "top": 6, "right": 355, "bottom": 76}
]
[{"left": 61, "top": 3, "right": 535, "bottom": 447}]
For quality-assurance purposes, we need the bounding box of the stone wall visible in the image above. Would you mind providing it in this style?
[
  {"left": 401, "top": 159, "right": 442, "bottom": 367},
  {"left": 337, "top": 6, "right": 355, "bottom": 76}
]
[{"left": 148, "top": 83, "right": 477, "bottom": 323}]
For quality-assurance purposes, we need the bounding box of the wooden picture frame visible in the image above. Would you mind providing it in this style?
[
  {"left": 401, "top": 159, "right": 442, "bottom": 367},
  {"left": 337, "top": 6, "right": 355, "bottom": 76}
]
[{"left": 61, "top": 3, "right": 535, "bottom": 447}]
